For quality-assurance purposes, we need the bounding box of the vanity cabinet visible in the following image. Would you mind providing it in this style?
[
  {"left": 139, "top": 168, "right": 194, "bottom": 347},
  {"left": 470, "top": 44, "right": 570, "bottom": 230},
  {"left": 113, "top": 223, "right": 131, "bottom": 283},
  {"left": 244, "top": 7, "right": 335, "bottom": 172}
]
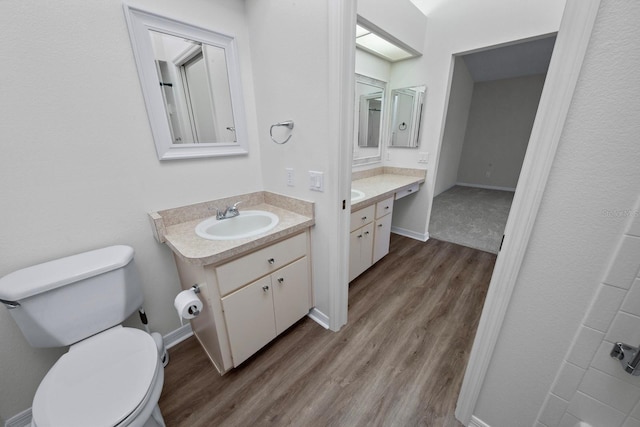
[
  {"left": 349, "top": 196, "right": 394, "bottom": 281},
  {"left": 373, "top": 196, "right": 394, "bottom": 263},
  {"left": 222, "top": 257, "right": 309, "bottom": 366},
  {"left": 173, "top": 230, "right": 312, "bottom": 374}
]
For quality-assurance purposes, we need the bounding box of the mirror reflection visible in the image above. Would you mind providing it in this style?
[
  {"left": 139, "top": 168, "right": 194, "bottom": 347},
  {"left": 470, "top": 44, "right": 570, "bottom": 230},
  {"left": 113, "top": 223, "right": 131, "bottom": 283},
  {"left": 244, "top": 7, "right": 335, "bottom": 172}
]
[
  {"left": 149, "top": 31, "right": 236, "bottom": 144},
  {"left": 354, "top": 74, "right": 386, "bottom": 163},
  {"left": 389, "top": 85, "right": 426, "bottom": 148}
]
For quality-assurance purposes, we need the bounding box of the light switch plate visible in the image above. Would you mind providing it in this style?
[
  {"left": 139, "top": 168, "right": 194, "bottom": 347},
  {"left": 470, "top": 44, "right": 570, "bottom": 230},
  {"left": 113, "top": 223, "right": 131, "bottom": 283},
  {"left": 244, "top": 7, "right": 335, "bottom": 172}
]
[
  {"left": 309, "top": 171, "right": 324, "bottom": 192},
  {"left": 285, "top": 167, "right": 294, "bottom": 186}
]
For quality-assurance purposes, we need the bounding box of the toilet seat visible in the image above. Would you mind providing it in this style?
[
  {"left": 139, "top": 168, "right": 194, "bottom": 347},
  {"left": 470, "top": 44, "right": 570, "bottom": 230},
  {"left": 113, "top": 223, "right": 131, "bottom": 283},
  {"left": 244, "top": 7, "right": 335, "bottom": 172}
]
[{"left": 32, "top": 326, "right": 160, "bottom": 427}]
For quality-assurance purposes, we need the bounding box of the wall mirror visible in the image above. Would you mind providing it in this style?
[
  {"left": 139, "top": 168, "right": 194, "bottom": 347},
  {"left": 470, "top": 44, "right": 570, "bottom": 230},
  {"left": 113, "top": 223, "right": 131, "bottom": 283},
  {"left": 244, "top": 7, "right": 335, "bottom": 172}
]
[
  {"left": 353, "top": 74, "right": 386, "bottom": 165},
  {"left": 389, "top": 85, "right": 426, "bottom": 148},
  {"left": 123, "top": 5, "right": 249, "bottom": 160}
]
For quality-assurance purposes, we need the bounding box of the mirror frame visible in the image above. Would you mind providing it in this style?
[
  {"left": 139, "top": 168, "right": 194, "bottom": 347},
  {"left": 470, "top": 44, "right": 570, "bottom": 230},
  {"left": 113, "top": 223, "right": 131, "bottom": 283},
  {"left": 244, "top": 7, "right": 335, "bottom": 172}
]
[
  {"left": 353, "top": 74, "right": 386, "bottom": 166},
  {"left": 389, "top": 85, "right": 426, "bottom": 148},
  {"left": 123, "top": 4, "right": 249, "bottom": 160}
]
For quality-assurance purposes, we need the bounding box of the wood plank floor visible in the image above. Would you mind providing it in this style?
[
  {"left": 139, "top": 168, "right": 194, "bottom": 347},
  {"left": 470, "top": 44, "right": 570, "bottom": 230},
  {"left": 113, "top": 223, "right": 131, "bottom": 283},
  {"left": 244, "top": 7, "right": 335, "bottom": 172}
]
[{"left": 159, "top": 235, "right": 496, "bottom": 427}]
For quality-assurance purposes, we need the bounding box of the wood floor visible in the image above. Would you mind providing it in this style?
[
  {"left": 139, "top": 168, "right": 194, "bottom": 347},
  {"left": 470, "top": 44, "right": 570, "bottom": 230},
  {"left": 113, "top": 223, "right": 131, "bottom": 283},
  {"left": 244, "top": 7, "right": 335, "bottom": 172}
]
[{"left": 159, "top": 235, "right": 496, "bottom": 427}]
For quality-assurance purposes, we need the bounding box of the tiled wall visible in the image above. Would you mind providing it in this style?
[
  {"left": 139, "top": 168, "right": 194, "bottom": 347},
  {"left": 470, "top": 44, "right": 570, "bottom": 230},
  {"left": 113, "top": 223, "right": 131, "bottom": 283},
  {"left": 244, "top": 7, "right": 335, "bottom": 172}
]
[{"left": 537, "top": 201, "right": 640, "bottom": 427}]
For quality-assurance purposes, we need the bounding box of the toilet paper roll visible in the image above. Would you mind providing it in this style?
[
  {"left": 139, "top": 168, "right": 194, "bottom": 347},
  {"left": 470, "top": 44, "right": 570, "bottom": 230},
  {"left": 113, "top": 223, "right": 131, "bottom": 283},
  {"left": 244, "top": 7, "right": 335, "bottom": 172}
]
[{"left": 174, "top": 288, "right": 203, "bottom": 320}]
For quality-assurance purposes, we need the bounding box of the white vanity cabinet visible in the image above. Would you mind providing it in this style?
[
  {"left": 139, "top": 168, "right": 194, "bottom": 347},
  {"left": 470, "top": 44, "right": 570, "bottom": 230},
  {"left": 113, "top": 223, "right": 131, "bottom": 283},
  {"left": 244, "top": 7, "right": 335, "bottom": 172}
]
[
  {"left": 222, "top": 257, "right": 310, "bottom": 366},
  {"left": 373, "top": 196, "right": 394, "bottom": 263},
  {"left": 172, "top": 230, "right": 312, "bottom": 374},
  {"left": 349, "top": 196, "right": 394, "bottom": 281},
  {"left": 349, "top": 204, "right": 376, "bottom": 282}
]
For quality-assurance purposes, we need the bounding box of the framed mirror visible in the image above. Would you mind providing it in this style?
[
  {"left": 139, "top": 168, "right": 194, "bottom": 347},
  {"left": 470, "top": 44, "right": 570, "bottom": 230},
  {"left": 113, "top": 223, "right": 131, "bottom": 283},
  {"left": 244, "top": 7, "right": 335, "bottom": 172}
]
[
  {"left": 123, "top": 5, "right": 249, "bottom": 160},
  {"left": 389, "top": 85, "right": 426, "bottom": 148},
  {"left": 353, "top": 74, "right": 386, "bottom": 165}
]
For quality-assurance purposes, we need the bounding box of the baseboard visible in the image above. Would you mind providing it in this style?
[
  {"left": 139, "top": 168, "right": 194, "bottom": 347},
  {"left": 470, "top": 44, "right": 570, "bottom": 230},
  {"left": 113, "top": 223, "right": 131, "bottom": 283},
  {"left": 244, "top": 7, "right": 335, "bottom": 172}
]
[
  {"left": 391, "top": 226, "right": 429, "bottom": 242},
  {"left": 456, "top": 182, "right": 516, "bottom": 192},
  {"left": 469, "top": 415, "right": 491, "bottom": 427},
  {"left": 307, "top": 307, "right": 330, "bottom": 329},
  {"left": 4, "top": 407, "right": 31, "bottom": 427},
  {"left": 163, "top": 323, "right": 193, "bottom": 349}
]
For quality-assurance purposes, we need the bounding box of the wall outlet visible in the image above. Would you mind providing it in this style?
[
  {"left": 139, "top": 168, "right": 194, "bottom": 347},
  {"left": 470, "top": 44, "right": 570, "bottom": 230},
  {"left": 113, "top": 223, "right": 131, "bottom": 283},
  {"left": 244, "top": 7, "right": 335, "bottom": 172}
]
[
  {"left": 418, "top": 152, "right": 429, "bottom": 164},
  {"left": 309, "top": 170, "right": 324, "bottom": 192},
  {"left": 285, "top": 167, "right": 294, "bottom": 186}
]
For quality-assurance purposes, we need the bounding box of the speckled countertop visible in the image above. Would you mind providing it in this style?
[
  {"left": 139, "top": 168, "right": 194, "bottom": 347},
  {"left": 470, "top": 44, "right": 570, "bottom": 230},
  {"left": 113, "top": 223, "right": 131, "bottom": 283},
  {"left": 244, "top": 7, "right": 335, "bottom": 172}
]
[
  {"left": 149, "top": 192, "right": 314, "bottom": 266},
  {"left": 351, "top": 167, "right": 426, "bottom": 212}
]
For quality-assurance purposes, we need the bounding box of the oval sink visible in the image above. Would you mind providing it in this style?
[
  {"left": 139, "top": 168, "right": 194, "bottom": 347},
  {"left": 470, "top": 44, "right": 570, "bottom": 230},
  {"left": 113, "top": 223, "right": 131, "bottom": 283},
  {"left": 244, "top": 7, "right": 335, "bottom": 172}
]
[
  {"left": 195, "top": 210, "right": 279, "bottom": 241},
  {"left": 351, "top": 189, "right": 365, "bottom": 202}
]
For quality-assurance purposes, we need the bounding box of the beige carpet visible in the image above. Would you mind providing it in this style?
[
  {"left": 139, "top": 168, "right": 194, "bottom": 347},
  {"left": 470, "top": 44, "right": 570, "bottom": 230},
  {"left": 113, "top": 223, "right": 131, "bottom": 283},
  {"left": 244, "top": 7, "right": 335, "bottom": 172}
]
[{"left": 429, "top": 185, "right": 514, "bottom": 254}]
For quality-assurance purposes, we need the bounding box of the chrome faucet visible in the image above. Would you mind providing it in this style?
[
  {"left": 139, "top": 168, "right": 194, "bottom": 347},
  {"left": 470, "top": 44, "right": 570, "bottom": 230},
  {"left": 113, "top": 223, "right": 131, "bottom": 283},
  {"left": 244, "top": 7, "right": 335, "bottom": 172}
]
[{"left": 216, "top": 201, "right": 241, "bottom": 220}]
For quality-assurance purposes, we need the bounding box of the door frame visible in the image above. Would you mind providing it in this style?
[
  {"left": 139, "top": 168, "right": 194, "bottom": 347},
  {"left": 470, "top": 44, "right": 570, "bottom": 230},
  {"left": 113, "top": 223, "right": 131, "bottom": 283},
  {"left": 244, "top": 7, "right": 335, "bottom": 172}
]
[{"left": 454, "top": 0, "right": 601, "bottom": 424}]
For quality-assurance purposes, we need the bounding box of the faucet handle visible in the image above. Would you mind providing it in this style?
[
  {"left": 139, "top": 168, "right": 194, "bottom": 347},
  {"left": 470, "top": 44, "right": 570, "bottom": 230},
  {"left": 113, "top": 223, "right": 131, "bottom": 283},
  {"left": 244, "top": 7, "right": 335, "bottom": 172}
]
[{"left": 232, "top": 201, "right": 242, "bottom": 209}]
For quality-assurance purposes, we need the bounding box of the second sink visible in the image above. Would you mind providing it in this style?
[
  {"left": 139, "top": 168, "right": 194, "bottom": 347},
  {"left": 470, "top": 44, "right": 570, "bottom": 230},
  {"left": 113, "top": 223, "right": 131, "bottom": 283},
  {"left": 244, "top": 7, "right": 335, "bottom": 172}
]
[{"left": 195, "top": 210, "right": 279, "bottom": 241}]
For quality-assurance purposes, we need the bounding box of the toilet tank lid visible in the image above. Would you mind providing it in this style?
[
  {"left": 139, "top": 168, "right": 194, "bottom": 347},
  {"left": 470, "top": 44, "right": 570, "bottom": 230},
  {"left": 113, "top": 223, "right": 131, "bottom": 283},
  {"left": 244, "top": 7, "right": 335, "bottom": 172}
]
[{"left": 0, "top": 245, "right": 134, "bottom": 301}]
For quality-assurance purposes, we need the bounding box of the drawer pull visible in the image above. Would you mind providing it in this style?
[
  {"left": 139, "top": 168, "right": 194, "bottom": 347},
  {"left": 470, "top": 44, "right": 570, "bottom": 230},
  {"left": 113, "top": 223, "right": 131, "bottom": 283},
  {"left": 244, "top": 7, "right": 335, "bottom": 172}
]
[
  {"left": 385, "top": 206, "right": 390, "bottom": 210},
  {"left": 357, "top": 234, "right": 363, "bottom": 238},
  {"left": 267, "top": 258, "right": 275, "bottom": 264},
  {"left": 378, "top": 223, "right": 383, "bottom": 227},
  {"left": 361, "top": 216, "right": 367, "bottom": 220},
  {"left": 262, "top": 285, "right": 270, "bottom": 292},
  {"left": 277, "top": 277, "right": 284, "bottom": 283},
  {"left": 408, "top": 189, "right": 413, "bottom": 192},
  {"left": 364, "top": 231, "right": 370, "bottom": 236}
]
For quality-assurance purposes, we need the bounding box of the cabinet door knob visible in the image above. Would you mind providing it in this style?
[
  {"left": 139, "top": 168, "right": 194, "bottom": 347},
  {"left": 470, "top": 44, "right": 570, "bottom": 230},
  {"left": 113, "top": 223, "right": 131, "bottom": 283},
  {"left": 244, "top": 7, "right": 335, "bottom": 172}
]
[
  {"left": 378, "top": 223, "right": 383, "bottom": 227},
  {"left": 361, "top": 216, "right": 367, "bottom": 220},
  {"left": 357, "top": 234, "right": 363, "bottom": 238},
  {"left": 277, "top": 277, "right": 284, "bottom": 283},
  {"left": 364, "top": 231, "right": 370, "bottom": 236},
  {"left": 262, "top": 285, "right": 270, "bottom": 292},
  {"left": 267, "top": 258, "right": 275, "bottom": 264},
  {"left": 385, "top": 206, "right": 390, "bottom": 210}
]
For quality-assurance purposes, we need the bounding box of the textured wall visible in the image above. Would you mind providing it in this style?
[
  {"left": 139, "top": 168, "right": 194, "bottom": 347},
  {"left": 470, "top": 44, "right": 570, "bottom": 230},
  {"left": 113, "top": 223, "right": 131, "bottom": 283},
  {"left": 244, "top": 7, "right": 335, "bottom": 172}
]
[{"left": 474, "top": 1, "right": 640, "bottom": 425}]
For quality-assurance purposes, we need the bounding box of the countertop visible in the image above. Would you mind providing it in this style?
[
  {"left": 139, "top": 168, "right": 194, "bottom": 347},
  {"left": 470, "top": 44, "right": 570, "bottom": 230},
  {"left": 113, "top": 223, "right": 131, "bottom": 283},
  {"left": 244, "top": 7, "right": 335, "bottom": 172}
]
[
  {"left": 351, "top": 170, "right": 425, "bottom": 212},
  {"left": 149, "top": 192, "right": 314, "bottom": 266}
]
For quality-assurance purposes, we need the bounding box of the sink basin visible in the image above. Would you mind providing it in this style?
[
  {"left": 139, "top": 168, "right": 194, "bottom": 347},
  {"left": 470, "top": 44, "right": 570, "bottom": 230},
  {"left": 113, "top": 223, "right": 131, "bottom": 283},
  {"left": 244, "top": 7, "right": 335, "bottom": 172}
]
[
  {"left": 195, "top": 210, "right": 279, "bottom": 241},
  {"left": 351, "top": 189, "right": 365, "bottom": 202}
]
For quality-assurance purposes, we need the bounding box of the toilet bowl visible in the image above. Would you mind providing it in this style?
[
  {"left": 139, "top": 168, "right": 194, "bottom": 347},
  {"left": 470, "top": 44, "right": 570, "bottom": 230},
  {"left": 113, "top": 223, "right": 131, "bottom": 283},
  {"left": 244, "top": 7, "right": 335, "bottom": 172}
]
[
  {"left": 0, "top": 245, "right": 166, "bottom": 427},
  {"left": 31, "top": 327, "right": 164, "bottom": 427}
]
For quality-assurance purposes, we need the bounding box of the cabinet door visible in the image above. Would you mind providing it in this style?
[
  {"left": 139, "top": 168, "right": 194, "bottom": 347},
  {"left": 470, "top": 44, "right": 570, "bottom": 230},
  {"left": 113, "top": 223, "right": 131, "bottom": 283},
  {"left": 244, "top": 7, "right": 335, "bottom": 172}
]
[
  {"left": 373, "top": 214, "right": 392, "bottom": 264},
  {"left": 272, "top": 257, "right": 311, "bottom": 335},
  {"left": 349, "top": 222, "right": 374, "bottom": 281},
  {"left": 221, "top": 276, "right": 276, "bottom": 367}
]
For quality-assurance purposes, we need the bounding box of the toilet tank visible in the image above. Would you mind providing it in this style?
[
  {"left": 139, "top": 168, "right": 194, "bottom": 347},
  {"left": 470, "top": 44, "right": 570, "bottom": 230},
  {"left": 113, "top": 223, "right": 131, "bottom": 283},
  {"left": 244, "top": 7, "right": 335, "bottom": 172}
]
[{"left": 0, "top": 245, "right": 144, "bottom": 348}]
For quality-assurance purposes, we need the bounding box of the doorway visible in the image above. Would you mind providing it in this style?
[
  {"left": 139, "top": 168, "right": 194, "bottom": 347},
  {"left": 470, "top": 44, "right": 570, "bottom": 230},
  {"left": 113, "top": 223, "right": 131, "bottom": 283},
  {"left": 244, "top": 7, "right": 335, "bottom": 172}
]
[{"left": 430, "top": 36, "right": 556, "bottom": 254}]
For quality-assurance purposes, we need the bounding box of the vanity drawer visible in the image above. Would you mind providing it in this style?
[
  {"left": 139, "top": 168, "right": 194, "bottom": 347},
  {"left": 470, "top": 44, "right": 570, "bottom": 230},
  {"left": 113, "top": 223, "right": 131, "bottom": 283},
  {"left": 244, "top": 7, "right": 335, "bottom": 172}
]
[
  {"left": 375, "top": 196, "right": 394, "bottom": 219},
  {"left": 350, "top": 205, "right": 375, "bottom": 232},
  {"left": 216, "top": 232, "right": 308, "bottom": 296},
  {"left": 395, "top": 183, "right": 419, "bottom": 200}
]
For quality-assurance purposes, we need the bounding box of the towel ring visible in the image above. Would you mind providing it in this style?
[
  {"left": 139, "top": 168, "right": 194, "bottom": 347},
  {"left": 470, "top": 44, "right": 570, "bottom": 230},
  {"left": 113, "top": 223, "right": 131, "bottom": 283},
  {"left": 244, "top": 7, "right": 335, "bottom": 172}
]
[
  {"left": 270, "top": 120, "right": 294, "bottom": 144},
  {"left": 398, "top": 122, "right": 407, "bottom": 131}
]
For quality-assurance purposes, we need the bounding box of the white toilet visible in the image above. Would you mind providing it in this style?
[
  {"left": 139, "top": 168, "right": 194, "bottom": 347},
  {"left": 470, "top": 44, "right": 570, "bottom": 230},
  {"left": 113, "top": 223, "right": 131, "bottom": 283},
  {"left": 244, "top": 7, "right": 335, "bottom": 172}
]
[{"left": 0, "top": 245, "right": 166, "bottom": 427}]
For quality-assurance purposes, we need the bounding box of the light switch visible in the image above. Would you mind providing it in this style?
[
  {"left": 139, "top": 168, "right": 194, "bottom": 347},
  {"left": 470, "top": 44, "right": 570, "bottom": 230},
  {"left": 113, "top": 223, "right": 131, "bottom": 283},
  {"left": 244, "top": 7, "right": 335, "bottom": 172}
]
[
  {"left": 286, "top": 168, "right": 294, "bottom": 186},
  {"left": 309, "top": 171, "right": 324, "bottom": 192}
]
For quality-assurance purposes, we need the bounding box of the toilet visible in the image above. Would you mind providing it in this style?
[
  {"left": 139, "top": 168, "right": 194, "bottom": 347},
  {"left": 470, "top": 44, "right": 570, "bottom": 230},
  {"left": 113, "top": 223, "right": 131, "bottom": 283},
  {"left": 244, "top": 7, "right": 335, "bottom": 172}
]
[{"left": 0, "top": 245, "right": 166, "bottom": 427}]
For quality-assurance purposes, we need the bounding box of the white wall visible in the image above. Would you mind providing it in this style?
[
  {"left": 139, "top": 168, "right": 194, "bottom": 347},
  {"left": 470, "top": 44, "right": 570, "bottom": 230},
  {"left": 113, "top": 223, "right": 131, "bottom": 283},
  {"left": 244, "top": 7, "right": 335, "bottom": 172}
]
[
  {"left": 386, "top": 0, "right": 565, "bottom": 237},
  {"left": 0, "top": 0, "right": 263, "bottom": 422},
  {"left": 433, "top": 56, "right": 473, "bottom": 196},
  {"left": 246, "top": 0, "right": 347, "bottom": 326},
  {"left": 456, "top": 74, "right": 545, "bottom": 190},
  {"left": 473, "top": 1, "right": 640, "bottom": 425}
]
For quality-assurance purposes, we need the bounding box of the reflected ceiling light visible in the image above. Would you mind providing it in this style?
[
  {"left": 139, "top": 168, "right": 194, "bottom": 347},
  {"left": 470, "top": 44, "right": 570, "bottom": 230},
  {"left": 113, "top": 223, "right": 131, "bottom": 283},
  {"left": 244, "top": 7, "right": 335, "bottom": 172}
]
[{"left": 355, "top": 25, "right": 415, "bottom": 62}]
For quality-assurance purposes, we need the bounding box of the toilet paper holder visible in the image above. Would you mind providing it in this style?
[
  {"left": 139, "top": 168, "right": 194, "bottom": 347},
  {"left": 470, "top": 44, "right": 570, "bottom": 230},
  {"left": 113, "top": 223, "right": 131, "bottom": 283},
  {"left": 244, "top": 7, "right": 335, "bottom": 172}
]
[
  {"left": 191, "top": 284, "right": 200, "bottom": 294},
  {"left": 610, "top": 342, "right": 640, "bottom": 376}
]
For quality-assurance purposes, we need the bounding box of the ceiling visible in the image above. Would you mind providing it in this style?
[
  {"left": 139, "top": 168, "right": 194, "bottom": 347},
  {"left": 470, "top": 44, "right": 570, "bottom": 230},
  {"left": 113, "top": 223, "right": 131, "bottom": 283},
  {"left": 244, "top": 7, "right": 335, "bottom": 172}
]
[{"left": 461, "top": 36, "right": 557, "bottom": 82}]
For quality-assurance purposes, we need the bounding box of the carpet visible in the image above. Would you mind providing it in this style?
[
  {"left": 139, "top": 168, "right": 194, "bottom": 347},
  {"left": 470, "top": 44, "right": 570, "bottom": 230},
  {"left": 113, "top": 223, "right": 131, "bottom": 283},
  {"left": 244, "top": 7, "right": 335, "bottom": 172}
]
[{"left": 428, "top": 185, "right": 514, "bottom": 254}]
